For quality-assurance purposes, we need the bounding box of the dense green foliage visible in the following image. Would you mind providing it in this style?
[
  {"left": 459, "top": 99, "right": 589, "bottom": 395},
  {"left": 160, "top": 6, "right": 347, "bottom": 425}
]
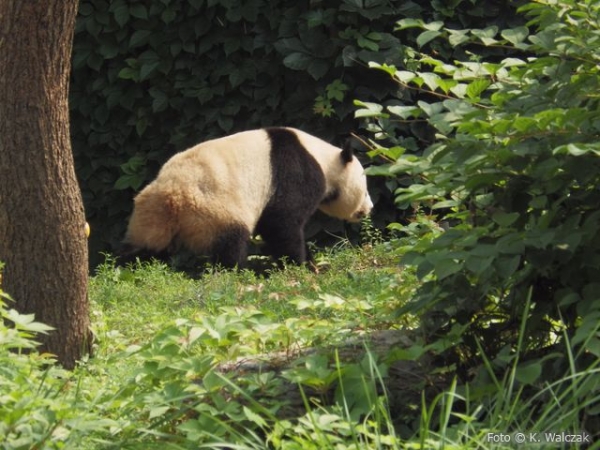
[
  {"left": 360, "top": 0, "right": 600, "bottom": 379},
  {"left": 70, "top": 0, "right": 522, "bottom": 264}
]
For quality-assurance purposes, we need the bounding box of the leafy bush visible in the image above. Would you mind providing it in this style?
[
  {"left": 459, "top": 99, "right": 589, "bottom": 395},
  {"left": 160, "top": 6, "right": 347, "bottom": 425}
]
[
  {"left": 0, "top": 291, "right": 96, "bottom": 449},
  {"left": 359, "top": 0, "right": 600, "bottom": 375}
]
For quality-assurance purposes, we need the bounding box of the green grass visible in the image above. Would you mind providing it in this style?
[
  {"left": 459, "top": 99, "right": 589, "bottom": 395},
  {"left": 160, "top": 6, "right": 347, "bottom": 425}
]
[
  {"left": 91, "top": 243, "right": 412, "bottom": 347},
  {"left": 1, "top": 242, "right": 599, "bottom": 449}
]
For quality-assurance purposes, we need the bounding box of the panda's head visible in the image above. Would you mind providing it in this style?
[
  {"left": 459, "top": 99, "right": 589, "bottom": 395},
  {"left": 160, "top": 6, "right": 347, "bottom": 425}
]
[{"left": 318, "top": 142, "right": 373, "bottom": 223}]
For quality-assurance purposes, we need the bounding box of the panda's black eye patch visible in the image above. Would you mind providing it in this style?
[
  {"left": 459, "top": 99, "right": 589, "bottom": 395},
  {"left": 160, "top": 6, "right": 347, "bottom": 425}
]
[{"left": 321, "top": 188, "right": 340, "bottom": 204}]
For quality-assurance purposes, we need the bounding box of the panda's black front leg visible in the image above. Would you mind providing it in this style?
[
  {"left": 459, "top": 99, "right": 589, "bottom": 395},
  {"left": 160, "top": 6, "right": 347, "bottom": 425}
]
[{"left": 257, "top": 219, "right": 308, "bottom": 266}]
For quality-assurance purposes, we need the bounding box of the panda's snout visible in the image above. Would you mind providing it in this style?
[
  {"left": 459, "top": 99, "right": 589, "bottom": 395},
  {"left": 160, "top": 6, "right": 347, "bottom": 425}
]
[
  {"left": 352, "top": 197, "right": 373, "bottom": 221},
  {"left": 352, "top": 208, "right": 371, "bottom": 221},
  {"left": 353, "top": 210, "right": 368, "bottom": 220}
]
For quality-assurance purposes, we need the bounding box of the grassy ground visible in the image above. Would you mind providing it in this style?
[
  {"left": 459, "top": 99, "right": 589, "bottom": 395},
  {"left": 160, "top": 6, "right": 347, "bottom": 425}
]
[
  {"left": 2, "top": 242, "right": 598, "bottom": 449},
  {"left": 76, "top": 242, "right": 419, "bottom": 447},
  {"left": 90, "top": 243, "right": 412, "bottom": 350}
]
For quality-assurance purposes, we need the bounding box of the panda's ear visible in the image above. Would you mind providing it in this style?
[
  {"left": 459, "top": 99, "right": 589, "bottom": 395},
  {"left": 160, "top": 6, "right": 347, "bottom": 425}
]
[{"left": 340, "top": 139, "right": 354, "bottom": 164}]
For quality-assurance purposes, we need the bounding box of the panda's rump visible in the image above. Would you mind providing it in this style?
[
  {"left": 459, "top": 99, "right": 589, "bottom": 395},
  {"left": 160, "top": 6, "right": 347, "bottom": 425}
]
[
  {"left": 124, "top": 183, "right": 181, "bottom": 252},
  {"left": 155, "top": 133, "right": 274, "bottom": 252}
]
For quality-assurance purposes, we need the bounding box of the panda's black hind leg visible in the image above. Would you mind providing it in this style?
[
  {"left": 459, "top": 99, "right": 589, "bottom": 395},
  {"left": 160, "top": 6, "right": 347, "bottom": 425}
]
[
  {"left": 210, "top": 224, "right": 251, "bottom": 269},
  {"left": 116, "top": 243, "right": 171, "bottom": 267}
]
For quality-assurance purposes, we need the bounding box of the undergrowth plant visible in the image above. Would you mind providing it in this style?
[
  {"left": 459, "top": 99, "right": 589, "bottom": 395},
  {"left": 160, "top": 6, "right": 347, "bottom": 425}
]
[
  {"left": 2, "top": 244, "right": 599, "bottom": 448},
  {"left": 0, "top": 291, "right": 97, "bottom": 449}
]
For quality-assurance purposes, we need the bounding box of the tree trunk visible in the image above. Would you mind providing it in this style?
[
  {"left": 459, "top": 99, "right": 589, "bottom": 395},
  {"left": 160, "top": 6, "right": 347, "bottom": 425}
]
[{"left": 0, "top": 1, "right": 91, "bottom": 369}]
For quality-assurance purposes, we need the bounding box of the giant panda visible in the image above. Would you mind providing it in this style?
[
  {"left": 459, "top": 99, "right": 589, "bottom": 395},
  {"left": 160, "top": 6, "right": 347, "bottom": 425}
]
[{"left": 121, "top": 127, "right": 373, "bottom": 268}]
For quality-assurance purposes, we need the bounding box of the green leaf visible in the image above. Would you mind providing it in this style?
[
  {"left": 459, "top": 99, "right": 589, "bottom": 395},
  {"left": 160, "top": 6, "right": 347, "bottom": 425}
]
[
  {"left": 437, "top": 78, "right": 458, "bottom": 94},
  {"left": 423, "top": 21, "right": 444, "bottom": 31},
  {"left": 417, "top": 30, "right": 442, "bottom": 47},
  {"left": 515, "top": 362, "right": 542, "bottom": 385},
  {"left": 161, "top": 7, "right": 177, "bottom": 24},
  {"left": 354, "top": 101, "right": 386, "bottom": 118},
  {"left": 553, "top": 143, "right": 600, "bottom": 156},
  {"left": 466, "top": 79, "right": 491, "bottom": 100},
  {"left": 129, "top": 30, "right": 152, "bottom": 48},
  {"left": 149, "top": 406, "right": 170, "bottom": 419},
  {"left": 395, "top": 18, "right": 424, "bottom": 30},
  {"left": 118, "top": 67, "right": 138, "bottom": 80},
  {"left": 111, "top": 1, "right": 129, "bottom": 28},
  {"left": 471, "top": 26, "right": 499, "bottom": 45},
  {"left": 307, "top": 60, "right": 329, "bottom": 80},
  {"left": 494, "top": 255, "right": 521, "bottom": 278},
  {"left": 140, "top": 61, "right": 160, "bottom": 80},
  {"left": 243, "top": 406, "right": 267, "bottom": 427},
  {"left": 282, "top": 52, "right": 311, "bottom": 70},
  {"left": 501, "top": 26, "right": 529, "bottom": 45},
  {"left": 130, "top": 4, "right": 148, "bottom": 20},
  {"left": 420, "top": 72, "right": 441, "bottom": 91},
  {"left": 149, "top": 88, "right": 169, "bottom": 112},
  {"left": 387, "top": 105, "right": 420, "bottom": 119},
  {"left": 492, "top": 211, "right": 519, "bottom": 227},
  {"left": 417, "top": 100, "right": 444, "bottom": 117},
  {"left": 448, "top": 29, "right": 469, "bottom": 46},
  {"left": 432, "top": 258, "right": 462, "bottom": 280},
  {"left": 136, "top": 118, "right": 148, "bottom": 137}
]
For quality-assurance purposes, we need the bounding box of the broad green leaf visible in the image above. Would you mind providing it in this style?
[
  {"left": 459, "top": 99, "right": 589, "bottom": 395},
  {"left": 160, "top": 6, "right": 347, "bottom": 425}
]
[
  {"left": 394, "top": 70, "right": 417, "bottom": 83},
  {"left": 494, "top": 255, "right": 521, "bottom": 278},
  {"left": 492, "top": 211, "right": 520, "bottom": 227},
  {"left": 307, "top": 60, "right": 329, "bottom": 79},
  {"left": 111, "top": 2, "right": 129, "bottom": 27},
  {"left": 513, "top": 116, "right": 538, "bottom": 132},
  {"left": 140, "top": 61, "right": 159, "bottom": 80},
  {"left": 465, "top": 255, "right": 494, "bottom": 275},
  {"left": 501, "top": 26, "right": 529, "bottom": 45},
  {"left": 448, "top": 29, "right": 469, "bottom": 46},
  {"left": 437, "top": 78, "right": 458, "bottom": 94},
  {"left": 432, "top": 199, "right": 459, "bottom": 209},
  {"left": 354, "top": 101, "right": 386, "bottom": 118},
  {"left": 149, "top": 406, "right": 170, "bottom": 419},
  {"left": 368, "top": 61, "right": 397, "bottom": 76},
  {"left": 387, "top": 105, "right": 420, "bottom": 119},
  {"left": 417, "top": 100, "right": 444, "bottom": 117},
  {"left": 466, "top": 79, "right": 491, "bottom": 100},
  {"left": 420, "top": 72, "right": 441, "bottom": 91},
  {"left": 395, "top": 18, "right": 424, "bottom": 30},
  {"left": 423, "top": 21, "right": 444, "bottom": 31},
  {"left": 432, "top": 258, "right": 462, "bottom": 280},
  {"left": 417, "top": 30, "right": 442, "bottom": 47},
  {"left": 129, "top": 30, "right": 152, "bottom": 48},
  {"left": 553, "top": 143, "right": 600, "bottom": 156},
  {"left": 243, "top": 406, "right": 267, "bottom": 427},
  {"left": 118, "top": 67, "right": 138, "bottom": 80},
  {"left": 515, "top": 362, "right": 542, "bottom": 385},
  {"left": 471, "top": 26, "right": 499, "bottom": 45},
  {"left": 282, "top": 52, "right": 311, "bottom": 70},
  {"left": 136, "top": 118, "right": 148, "bottom": 137},
  {"left": 130, "top": 4, "right": 148, "bottom": 19}
]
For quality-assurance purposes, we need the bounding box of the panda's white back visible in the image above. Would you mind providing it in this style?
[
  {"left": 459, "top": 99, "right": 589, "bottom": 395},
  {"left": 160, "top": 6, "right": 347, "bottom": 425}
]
[{"left": 147, "top": 129, "right": 274, "bottom": 249}]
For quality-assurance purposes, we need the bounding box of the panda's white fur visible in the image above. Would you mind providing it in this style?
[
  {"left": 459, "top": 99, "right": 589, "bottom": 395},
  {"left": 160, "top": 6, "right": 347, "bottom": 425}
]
[{"left": 123, "top": 127, "right": 372, "bottom": 267}]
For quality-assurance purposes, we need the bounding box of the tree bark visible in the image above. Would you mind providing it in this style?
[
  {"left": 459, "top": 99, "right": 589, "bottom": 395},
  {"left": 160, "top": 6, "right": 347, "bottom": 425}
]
[{"left": 0, "top": 1, "right": 91, "bottom": 369}]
